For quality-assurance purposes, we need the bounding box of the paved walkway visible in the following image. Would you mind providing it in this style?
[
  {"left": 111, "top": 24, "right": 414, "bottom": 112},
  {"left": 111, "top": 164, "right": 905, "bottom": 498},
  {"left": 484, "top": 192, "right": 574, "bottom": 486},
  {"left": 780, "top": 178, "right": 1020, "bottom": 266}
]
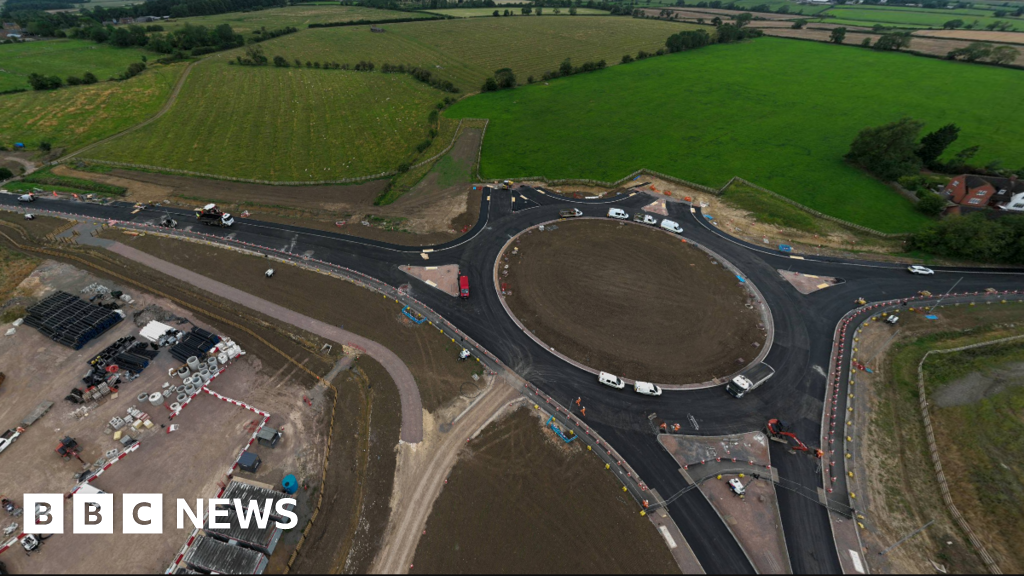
[{"left": 106, "top": 241, "right": 424, "bottom": 443}]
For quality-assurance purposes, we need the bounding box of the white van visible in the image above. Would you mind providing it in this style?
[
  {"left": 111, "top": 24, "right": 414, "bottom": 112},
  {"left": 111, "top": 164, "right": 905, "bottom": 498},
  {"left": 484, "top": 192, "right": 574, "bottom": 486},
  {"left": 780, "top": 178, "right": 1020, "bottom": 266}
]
[
  {"left": 598, "top": 371, "right": 626, "bottom": 389},
  {"left": 660, "top": 219, "right": 683, "bottom": 234},
  {"left": 634, "top": 381, "right": 662, "bottom": 396},
  {"left": 607, "top": 208, "right": 628, "bottom": 220}
]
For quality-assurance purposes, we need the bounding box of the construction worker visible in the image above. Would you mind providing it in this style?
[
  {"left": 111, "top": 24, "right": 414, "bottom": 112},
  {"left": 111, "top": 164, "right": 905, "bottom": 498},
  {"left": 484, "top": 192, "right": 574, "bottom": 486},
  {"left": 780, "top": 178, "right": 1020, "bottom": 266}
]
[
  {"left": 575, "top": 396, "right": 581, "bottom": 407},
  {"left": 581, "top": 407, "right": 586, "bottom": 417}
]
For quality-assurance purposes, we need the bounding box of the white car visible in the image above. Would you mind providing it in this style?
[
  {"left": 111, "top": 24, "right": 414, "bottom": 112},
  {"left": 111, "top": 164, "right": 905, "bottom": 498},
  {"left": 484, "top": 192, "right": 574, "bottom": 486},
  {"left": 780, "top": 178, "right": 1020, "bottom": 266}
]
[
  {"left": 607, "top": 208, "right": 628, "bottom": 220},
  {"left": 634, "top": 381, "right": 662, "bottom": 396},
  {"left": 660, "top": 219, "right": 683, "bottom": 234},
  {"left": 598, "top": 371, "right": 626, "bottom": 389},
  {"left": 908, "top": 265, "right": 934, "bottom": 275},
  {"left": 728, "top": 478, "right": 746, "bottom": 496}
]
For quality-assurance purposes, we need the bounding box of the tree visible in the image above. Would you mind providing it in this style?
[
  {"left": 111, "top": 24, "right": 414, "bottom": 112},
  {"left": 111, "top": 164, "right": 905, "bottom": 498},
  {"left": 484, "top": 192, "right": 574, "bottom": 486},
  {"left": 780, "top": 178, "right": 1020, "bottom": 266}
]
[
  {"left": 908, "top": 213, "right": 1024, "bottom": 264},
  {"left": 846, "top": 118, "right": 925, "bottom": 181},
  {"left": 734, "top": 12, "right": 752, "bottom": 27},
  {"left": 943, "top": 19, "right": 964, "bottom": 29},
  {"left": 915, "top": 193, "right": 947, "bottom": 216},
  {"left": 28, "top": 73, "right": 62, "bottom": 90},
  {"left": 990, "top": 45, "right": 1019, "bottom": 65},
  {"left": 494, "top": 68, "right": 517, "bottom": 88},
  {"left": 521, "top": 6, "right": 532, "bottom": 14},
  {"left": 273, "top": 55, "right": 289, "bottom": 67},
  {"left": 949, "top": 145, "right": 980, "bottom": 170},
  {"left": 711, "top": 16, "right": 722, "bottom": 26},
  {"left": 666, "top": 29, "right": 711, "bottom": 52},
  {"left": 82, "top": 72, "right": 98, "bottom": 84},
  {"left": 791, "top": 19, "right": 807, "bottom": 29},
  {"left": 493, "top": 9, "right": 499, "bottom": 16},
  {"left": 536, "top": 6, "right": 543, "bottom": 15},
  {"left": 40, "top": 142, "right": 52, "bottom": 151},
  {"left": 861, "top": 37, "right": 872, "bottom": 47},
  {"left": 917, "top": 123, "right": 959, "bottom": 165},
  {"left": 621, "top": 54, "right": 634, "bottom": 63},
  {"left": 482, "top": 77, "right": 498, "bottom": 91},
  {"left": 559, "top": 58, "right": 574, "bottom": 76},
  {"left": 947, "top": 41, "right": 993, "bottom": 61},
  {"left": 874, "top": 31, "right": 911, "bottom": 51},
  {"left": 553, "top": 7, "right": 561, "bottom": 14},
  {"left": 570, "top": 6, "right": 577, "bottom": 14},
  {"left": 0, "top": 167, "right": 13, "bottom": 180},
  {"left": 829, "top": 27, "right": 846, "bottom": 44}
]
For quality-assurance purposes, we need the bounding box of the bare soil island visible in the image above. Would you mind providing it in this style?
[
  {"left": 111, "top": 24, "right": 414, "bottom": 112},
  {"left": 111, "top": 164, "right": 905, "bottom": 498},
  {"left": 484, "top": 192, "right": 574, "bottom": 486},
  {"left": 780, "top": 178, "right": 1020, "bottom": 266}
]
[{"left": 503, "top": 220, "right": 764, "bottom": 383}]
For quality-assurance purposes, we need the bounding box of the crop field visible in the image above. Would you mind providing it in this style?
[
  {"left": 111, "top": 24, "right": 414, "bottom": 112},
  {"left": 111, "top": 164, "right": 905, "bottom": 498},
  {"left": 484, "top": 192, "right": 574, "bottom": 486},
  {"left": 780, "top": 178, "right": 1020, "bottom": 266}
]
[
  {"left": 0, "top": 39, "right": 155, "bottom": 92},
  {"left": 717, "top": 0, "right": 831, "bottom": 14},
  {"left": 161, "top": 5, "right": 431, "bottom": 34},
  {"left": 89, "top": 60, "right": 444, "bottom": 181},
  {"left": 424, "top": 7, "right": 609, "bottom": 17},
  {"left": 256, "top": 16, "right": 701, "bottom": 92},
  {"left": 822, "top": 6, "right": 1024, "bottom": 29},
  {"left": 447, "top": 37, "right": 1024, "bottom": 233},
  {"left": 0, "top": 63, "right": 183, "bottom": 152}
]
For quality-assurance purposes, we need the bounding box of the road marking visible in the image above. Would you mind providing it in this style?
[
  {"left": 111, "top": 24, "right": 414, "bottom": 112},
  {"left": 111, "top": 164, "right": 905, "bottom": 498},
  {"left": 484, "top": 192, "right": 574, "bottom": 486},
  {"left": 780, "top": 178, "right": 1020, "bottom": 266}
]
[
  {"left": 690, "top": 207, "right": 696, "bottom": 213},
  {"left": 789, "top": 255, "right": 804, "bottom": 260},
  {"left": 816, "top": 282, "right": 830, "bottom": 289},
  {"left": 812, "top": 365, "right": 826, "bottom": 378},
  {"left": 425, "top": 266, "right": 437, "bottom": 270},
  {"left": 511, "top": 197, "right": 516, "bottom": 203},
  {"left": 420, "top": 253, "right": 429, "bottom": 260},
  {"left": 805, "top": 274, "right": 819, "bottom": 278},
  {"left": 849, "top": 550, "right": 865, "bottom": 574},
  {"left": 425, "top": 280, "right": 437, "bottom": 287},
  {"left": 658, "top": 526, "right": 678, "bottom": 549},
  {"left": 688, "top": 414, "right": 699, "bottom": 430},
  {"left": 422, "top": 249, "right": 434, "bottom": 253}
]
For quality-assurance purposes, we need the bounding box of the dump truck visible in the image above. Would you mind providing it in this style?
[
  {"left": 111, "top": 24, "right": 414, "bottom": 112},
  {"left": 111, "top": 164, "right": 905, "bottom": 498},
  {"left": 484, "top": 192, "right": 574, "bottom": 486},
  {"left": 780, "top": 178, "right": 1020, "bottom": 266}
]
[
  {"left": 195, "top": 204, "right": 234, "bottom": 228},
  {"left": 558, "top": 208, "right": 583, "bottom": 218},
  {"left": 726, "top": 363, "right": 775, "bottom": 398}
]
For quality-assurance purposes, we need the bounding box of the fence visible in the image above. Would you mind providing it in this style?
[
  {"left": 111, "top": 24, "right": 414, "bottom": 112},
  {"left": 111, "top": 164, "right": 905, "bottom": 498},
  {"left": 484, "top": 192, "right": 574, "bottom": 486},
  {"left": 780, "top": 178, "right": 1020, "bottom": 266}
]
[
  {"left": 69, "top": 119, "right": 467, "bottom": 187},
  {"left": 915, "top": 337, "right": 1024, "bottom": 575}
]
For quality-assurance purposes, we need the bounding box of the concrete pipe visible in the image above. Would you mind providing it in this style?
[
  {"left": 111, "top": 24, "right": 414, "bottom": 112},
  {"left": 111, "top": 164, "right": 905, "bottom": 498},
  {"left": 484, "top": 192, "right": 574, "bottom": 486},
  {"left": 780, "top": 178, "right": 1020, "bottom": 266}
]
[
  {"left": 176, "top": 384, "right": 187, "bottom": 393},
  {"left": 199, "top": 368, "right": 211, "bottom": 383},
  {"left": 137, "top": 393, "right": 149, "bottom": 403},
  {"left": 176, "top": 393, "right": 188, "bottom": 403},
  {"left": 207, "top": 356, "right": 218, "bottom": 371},
  {"left": 148, "top": 392, "right": 163, "bottom": 406},
  {"left": 187, "top": 356, "right": 200, "bottom": 371},
  {"left": 177, "top": 366, "right": 190, "bottom": 379},
  {"left": 184, "top": 385, "right": 196, "bottom": 396},
  {"left": 170, "top": 402, "right": 181, "bottom": 412},
  {"left": 217, "top": 352, "right": 229, "bottom": 365}
]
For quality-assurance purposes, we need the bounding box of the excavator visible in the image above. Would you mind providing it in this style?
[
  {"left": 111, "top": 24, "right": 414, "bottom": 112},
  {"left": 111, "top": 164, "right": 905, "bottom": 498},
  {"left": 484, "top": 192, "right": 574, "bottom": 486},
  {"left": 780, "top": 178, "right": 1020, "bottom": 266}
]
[{"left": 766, "top": 418, "right": 823, "bottom": 458}]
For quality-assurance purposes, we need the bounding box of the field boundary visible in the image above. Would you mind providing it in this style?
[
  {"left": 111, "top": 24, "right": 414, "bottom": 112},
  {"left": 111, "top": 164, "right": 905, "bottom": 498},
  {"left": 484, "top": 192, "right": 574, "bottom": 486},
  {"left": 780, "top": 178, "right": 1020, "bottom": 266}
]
[
  {"left": 914, "top": 335, "right": 1024, "bottom": 575},
  {"left": 71, "top": 119, "right": 467, "bottom": 187}
]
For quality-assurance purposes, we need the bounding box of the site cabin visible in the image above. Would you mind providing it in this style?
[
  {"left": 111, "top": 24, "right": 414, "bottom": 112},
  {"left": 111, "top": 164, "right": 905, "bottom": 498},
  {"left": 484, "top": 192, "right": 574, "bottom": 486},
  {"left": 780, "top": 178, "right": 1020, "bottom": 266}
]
[
  {"left": 459, "top": 274, "right": 470, "bottom": 299},
  {"left": 726, "top": 362, "right": 775, "bottom": 398},
  {"left": 598, "top": 371, "right": 626, "bottom": 390},
  {"left": 559, "top": 208, "right": 583, "bottom": 218}
]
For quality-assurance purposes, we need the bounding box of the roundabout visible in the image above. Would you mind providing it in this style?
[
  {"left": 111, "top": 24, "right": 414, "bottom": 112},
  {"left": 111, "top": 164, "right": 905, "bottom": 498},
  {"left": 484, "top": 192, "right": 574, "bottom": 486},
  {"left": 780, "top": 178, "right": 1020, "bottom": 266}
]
[{"left": 497, "top": 219, "right": 768, "bottom": 385}]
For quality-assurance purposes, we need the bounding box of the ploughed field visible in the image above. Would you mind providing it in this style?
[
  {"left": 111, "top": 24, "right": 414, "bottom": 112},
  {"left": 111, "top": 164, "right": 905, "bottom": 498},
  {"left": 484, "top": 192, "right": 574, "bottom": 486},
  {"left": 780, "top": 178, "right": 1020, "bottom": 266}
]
[{"left": 502, "top": 220, "right": 765, "bottom": 384}]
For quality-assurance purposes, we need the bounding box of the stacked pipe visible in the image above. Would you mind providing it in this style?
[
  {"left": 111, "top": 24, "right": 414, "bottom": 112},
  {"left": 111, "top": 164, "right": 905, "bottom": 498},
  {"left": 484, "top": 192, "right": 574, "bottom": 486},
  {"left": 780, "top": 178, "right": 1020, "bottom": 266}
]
[
  {"left": 24, "top": 291, "right": 122, "bottom": 350},
  {"left": 83, "top": 338, "right": 160, "bottom": 386},
  {"left": 169, "top": 327, "right": 221, "bottom": 364}
]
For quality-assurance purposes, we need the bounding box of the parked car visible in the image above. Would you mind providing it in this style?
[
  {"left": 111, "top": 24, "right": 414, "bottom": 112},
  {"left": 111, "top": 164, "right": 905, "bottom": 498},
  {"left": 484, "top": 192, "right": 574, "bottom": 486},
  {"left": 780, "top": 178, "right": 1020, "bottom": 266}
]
[
  {"left": 17, "top": 193, "right": 35, "bottom": 203},
  {"left": 607, "top": 208, "right": 628, "bottom": 220},
  {"left": 558, "top": 208, "right": 582, "bottom": 218},
  {"left": 634, "top": 381, "right": 662, "bottom": 396},
  {"left": 458, "top": 274, "right": 470, "bottom": 299},
  {"left": 907, "top": 265, "right": 934, "bottom": 275},
  {"left": 728, "top": 478, "right": 746, "bottom": 496},
  {"left": 885, "top": 315, "right": 899, "bottom": 325},
  {"left": 598, "top": 371, "right": 626, "bottom": 389},
  {"left": 660, "top": 219, "right": 683, "bottom": 234}
]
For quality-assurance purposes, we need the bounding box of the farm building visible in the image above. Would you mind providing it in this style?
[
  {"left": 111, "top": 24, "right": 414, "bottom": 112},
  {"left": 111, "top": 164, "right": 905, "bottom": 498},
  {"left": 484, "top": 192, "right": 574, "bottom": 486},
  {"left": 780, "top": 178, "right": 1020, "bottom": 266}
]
[{"left": 944, "top": 174, "right": 1024, "bottom": 211}]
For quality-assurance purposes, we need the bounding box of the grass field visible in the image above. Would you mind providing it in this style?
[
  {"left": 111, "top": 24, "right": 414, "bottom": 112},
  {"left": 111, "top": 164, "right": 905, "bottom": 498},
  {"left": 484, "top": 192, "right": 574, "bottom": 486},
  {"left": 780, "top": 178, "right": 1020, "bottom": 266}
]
[
  {"left": 89, "top": 60, "right": 445, "bottom": 181},
  {"left": 447, "top": 37, "right": 1024, "bottom": 233},
  {"left": 0, "top": 63, "right": 183, "bottom": 152},
  {"left": 823, "top": 5, "right": 1024, "bottom": 29},
  {"left": 162, "top": 5, "right": 432, "bottom": 34},
  {"left": 424, "top": 7, "right": 609, "bottom": 17},
  {"left": 717, "top": 0, "right": 831, "bottom": 14},
  {"left": 256, "top": 16, "right": 701, "bottom": 92},
  {"left": 0, "top": 39, "right": 155, "bottom": 92}
]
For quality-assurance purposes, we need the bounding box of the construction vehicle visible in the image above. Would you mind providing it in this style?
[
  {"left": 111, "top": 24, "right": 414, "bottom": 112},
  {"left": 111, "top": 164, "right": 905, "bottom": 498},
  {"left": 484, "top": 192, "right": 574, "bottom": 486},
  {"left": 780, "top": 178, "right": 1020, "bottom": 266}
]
[
  {"left": 558, "top": 208, "right": 582, "bottom": 218},
  {"left": 195, "top": 204, "right": 234, "bottom": 228},
  {"left": 726, "top": 363, "right": 775, "bottom": 398},
  {"left": 55, "top": 436, "right": 85, "bottom": 463},
  {"left": 501, "top": 180, "right": 514, "bottom": 190},
  {"left": 854, "top": 297, "right": 866, "bottom": 306},
  {"left": 766, "top": 418, "right": 823, "bottom": 458},
  {"left": 0, "top": 428, "right": 23, "bottom": 456},
  {"left": 159, "top": 215, "right": 178, "bottom": 228}
]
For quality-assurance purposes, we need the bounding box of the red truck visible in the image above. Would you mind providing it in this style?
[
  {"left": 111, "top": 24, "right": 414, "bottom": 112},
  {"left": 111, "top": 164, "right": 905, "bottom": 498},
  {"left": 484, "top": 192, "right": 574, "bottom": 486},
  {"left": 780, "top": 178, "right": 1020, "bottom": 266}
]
[{"left": 459, "top": 275, "right": 469, "bottom": 299}]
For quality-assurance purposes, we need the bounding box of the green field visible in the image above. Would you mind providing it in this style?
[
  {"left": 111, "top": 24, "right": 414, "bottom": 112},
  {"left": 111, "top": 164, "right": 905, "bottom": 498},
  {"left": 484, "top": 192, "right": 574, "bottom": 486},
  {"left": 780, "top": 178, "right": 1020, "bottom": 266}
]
[
  {"left": 447, "top": 37, "right": 1024, "bottom": 233},
  {"left": 256, "top": 16, "right": 702, "bottom": 92},
  {"left": 424, "top": 7, "right": 610, "bottom": 17},
  {"left": 162, "top": 5, "right": 432, "bottom": 34},
  {"left": 0, "top": 63, "right": 183, "bottom": 151},
  {"left": 0, "top": 39, "right": 155, "bottom": 92},
  {"left": 715, "top": 0, "right": 832, "bottom": 15},
  {"left": 823, "top": 5, "right": 1023, "bottom": 29},
  {"left": 88, "top": 60, "right": 445, "bottom": 181}
]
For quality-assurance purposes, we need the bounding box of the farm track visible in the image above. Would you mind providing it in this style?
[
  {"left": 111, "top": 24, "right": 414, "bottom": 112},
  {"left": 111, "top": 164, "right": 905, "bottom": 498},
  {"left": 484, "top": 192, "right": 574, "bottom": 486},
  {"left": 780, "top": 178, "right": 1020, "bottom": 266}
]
[{"left": 57, "top": 61, "right": 197, "bottom": 163}]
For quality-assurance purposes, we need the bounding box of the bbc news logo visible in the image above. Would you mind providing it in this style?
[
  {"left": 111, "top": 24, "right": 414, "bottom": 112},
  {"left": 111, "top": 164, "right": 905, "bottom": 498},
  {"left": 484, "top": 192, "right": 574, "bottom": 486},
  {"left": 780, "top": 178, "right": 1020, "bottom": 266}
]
[{"left": 23, "top": 494, "right": 298, "bottom": 534}]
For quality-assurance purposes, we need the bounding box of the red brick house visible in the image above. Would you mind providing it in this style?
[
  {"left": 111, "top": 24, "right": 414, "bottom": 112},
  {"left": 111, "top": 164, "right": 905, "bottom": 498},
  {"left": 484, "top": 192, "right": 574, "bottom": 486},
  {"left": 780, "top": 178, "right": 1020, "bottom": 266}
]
[{"left": 944, "top": 174, "right": 1024, "bottom": 211}]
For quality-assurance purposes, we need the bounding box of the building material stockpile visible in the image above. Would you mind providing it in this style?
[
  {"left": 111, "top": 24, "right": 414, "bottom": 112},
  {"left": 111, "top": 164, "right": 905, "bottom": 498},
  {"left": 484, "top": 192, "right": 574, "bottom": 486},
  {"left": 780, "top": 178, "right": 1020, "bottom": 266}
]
[
  {"left": 169, "top": 327, "right": 221, "bottom": 364},
  {"left": 24, "top": 291, "right": 123, "bottom": 350}
]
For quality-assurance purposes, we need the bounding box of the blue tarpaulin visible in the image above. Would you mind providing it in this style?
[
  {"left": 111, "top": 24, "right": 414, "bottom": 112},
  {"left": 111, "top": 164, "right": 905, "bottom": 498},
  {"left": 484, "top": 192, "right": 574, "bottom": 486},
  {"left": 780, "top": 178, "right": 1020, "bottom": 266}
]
[
  {"left": 736, "top": 275, "right": 746, "bottom": 283},
  {"left": 925, "top": 315, "right": 938, "bottom": 320},
  {"left": 778, "top": 244, "right": 792, "bottom": 253},
  {"left": 704, "top": 214, "right": 714, "bottom": 221}
]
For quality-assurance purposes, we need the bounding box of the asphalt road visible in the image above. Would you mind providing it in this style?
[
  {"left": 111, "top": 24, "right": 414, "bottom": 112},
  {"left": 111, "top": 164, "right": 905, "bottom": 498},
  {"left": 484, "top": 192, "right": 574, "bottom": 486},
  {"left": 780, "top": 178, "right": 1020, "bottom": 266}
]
[{"left": 5, "top": 189, "right": 1023, "bottom": 574}]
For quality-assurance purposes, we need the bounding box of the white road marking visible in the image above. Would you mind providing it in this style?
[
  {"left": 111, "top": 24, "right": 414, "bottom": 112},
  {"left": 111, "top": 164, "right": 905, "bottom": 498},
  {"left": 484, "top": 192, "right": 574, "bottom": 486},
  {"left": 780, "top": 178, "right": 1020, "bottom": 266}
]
[{"left": 659, "top": 526, "right": 678, "bottom": 549}]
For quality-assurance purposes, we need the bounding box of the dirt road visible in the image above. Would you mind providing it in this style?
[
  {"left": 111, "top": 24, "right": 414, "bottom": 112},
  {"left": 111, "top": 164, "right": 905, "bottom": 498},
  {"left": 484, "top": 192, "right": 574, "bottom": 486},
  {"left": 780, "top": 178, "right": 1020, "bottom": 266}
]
[
  {"left": 105, "top": 240, "right": 426, "bottom": 443},
  {"left": 372, "top": 376, "right": 520, "bottom": 574}
]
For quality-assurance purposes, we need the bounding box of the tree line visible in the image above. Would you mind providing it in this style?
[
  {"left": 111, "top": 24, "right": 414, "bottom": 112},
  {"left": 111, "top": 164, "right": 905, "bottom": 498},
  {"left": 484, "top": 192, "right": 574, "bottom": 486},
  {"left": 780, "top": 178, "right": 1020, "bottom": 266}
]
[
  {"left": 908, "top": 213, "right": 1024, "bottom": 264},
  {"left": 28, "top": 62, "right": 144, "bottom": 91}
]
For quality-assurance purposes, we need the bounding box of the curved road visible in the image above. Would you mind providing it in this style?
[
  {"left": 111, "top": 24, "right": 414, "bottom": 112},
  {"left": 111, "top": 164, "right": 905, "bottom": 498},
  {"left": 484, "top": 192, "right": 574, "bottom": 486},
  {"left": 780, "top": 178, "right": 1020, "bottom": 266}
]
[{"left": 4, "top": 188, "right": 1022, "bottom": 574}]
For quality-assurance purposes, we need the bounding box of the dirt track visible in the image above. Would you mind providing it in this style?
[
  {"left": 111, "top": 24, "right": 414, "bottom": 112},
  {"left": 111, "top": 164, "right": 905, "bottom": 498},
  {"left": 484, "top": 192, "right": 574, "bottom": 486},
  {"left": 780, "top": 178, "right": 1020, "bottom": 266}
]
[
  {"left": 409, "top": 407, "right": 681, "bottom": 574},
  {"left": 503, "top": 220, "right": 764, "bottom": 383}
]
